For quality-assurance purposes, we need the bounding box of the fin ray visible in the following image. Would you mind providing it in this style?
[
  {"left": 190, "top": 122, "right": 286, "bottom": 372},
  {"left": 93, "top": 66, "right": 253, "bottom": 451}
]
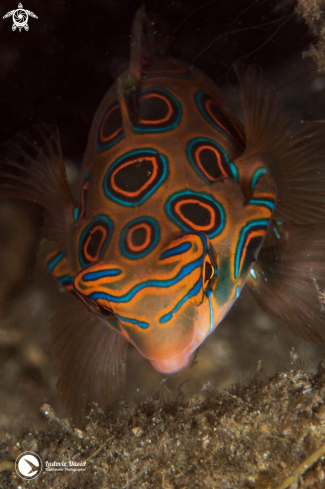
[
  {"left": 51, "top": 295, "right": 128, "bottom": 416},
  {"left": 248, "top": 222, "right": 325, "bottom": 342},
  {"left": 0, "top": 124, "right": 76, "bottom": 250},
  {"left": 129, "top": 6, "right": 169, "bottom": 82},
  {"left": 235, "top": 65, "right": 325, "bottom": 224}
]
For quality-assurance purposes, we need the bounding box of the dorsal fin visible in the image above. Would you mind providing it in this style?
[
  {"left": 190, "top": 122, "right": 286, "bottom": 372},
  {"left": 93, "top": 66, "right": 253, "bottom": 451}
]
[
  {"left": 234, "top": 65, "right": 325, "bottom": 224},
  {"left": 116, "top": 78, "right": 134, "bottom": 139},
  {"left": 129, "top": 6, "right": 169, "bottom": 84},
  {"left": 129, "top": 6, "right": 145, "bottom": 85}
]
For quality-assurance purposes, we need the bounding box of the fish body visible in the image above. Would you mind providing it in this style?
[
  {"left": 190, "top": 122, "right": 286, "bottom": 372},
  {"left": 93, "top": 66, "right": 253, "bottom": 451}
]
[{"left": 1, "top": 8, "right": 325, "bottom": 414}]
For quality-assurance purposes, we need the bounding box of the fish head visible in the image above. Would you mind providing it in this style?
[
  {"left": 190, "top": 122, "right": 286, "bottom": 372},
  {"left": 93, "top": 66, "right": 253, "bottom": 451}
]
[{"left": 73, "top": 231, "right": 221, "bottom": 373}]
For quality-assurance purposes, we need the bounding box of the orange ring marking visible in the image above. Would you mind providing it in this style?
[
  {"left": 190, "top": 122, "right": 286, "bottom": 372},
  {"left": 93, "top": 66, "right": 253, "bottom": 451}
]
[
  {"left": 138, "top": 93, "right": 173, "bottom": 125},
  {"left": 84, "top": 225, "right": 107, "bottom": 262},
  {"left": 126, "top": 223, "right": 151, "bottom": 252},
  {"left": 194, "top": 145, "right": 228, "bottom": 181},
  {"left": 100, "top": 104, "right": 122, "bottom": 142},
  {"left": 174, "top": 198, "right": 216, "bottom": 231},
  {"left": 111, "top": 157, "right": 158, "bottom": 197}
]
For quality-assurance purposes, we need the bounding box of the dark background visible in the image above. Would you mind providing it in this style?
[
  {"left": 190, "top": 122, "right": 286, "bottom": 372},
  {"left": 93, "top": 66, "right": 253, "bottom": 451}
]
[
  {"left": 0, "top": 0, "right": 313, "bottom": 155},
  {"left": 1, "top": 0, "right": 324, "bottom": 431}
]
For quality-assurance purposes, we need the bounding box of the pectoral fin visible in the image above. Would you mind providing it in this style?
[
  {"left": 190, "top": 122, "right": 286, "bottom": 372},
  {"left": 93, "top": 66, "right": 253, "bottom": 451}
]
[
  {"left": 247, "top": 221, "right": 325, "bottom": 342},
  {"left": 51, "top": 295, "right": 128, "bottom": 416},
  {"left": 234, "top": 64, "right": 325, "bottom": 224},
  {"left": 0, "top": 124, "right": 76, "bottom": 251}
]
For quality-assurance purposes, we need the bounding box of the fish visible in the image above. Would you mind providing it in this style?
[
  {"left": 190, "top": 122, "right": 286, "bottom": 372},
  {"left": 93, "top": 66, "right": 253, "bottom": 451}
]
[{"left": 1, "top": 6, "right": 325, "bottom": 415}]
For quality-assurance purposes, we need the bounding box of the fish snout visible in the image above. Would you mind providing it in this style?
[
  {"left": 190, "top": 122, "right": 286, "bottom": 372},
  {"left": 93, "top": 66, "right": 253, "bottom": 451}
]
[{"left": 149, "top": 344, "right": 192, "bottom": 373}]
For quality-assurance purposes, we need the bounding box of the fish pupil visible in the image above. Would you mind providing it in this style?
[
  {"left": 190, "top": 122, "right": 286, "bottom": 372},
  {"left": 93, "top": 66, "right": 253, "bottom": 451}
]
[{"left": 204, "top": 261, "right": 213, "bottom": 282}]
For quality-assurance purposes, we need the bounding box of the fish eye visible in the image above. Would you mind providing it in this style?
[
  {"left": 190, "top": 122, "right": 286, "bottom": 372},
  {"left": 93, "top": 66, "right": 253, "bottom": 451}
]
[
  {"left": 204, "top": 261, "right": 214, "bottom": 283},
  {"left": 95, "top": 302, "right": 115, "bottom": 318}
]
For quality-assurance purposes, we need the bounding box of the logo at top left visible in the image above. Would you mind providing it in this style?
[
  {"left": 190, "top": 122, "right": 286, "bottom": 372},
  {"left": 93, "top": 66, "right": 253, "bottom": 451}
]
[{"left": 3, "top": 3, "right": 38, "bottom": 32}]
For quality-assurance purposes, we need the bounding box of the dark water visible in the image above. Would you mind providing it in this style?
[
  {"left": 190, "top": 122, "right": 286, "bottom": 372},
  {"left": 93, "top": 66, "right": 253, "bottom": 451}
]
[
  {"left": 0, "top": 0, "right": 314, "bottom": 153},
  {"left": 0, "top": 0, "right": 324, "bottom": 432}
]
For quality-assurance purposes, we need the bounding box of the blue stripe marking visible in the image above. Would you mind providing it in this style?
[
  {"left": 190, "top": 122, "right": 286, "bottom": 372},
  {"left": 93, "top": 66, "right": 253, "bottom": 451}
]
[
  {"left": 250, "top": 167, "right": 267, "bottom": 192},
  {"left": 115, "top": 313, "right": 149, "bottom": 329},
  {"left": 90, "top": 258, "right": 202, "bottom": 304},
  {"left": 48, "top": 252, "right": 65, "bottom": 272},
  {"left": 83, "top": 269, "right": 122, "bottom": 282},
  {"left": 229, "top": 163, "right": 239, "bottom": 183},
  {"left": 159, "top": 278, "right": 202, "bottom": 324},
  {"left": 208, "top": 294, "right": 214, "bottom": 332},
  {"left": 250, "top": 198, "right": 275, "bottom": 211},
  {"left": 73, "top": 207, "right": 79, "bottom": 222},
  {"left": 58, "top": 274, "right": 74, "bottom": 285},
  {"left": 159, "top": 241, "right": 191, "bottom": 260},
  {"left": 235, "top": 220, "right": 269, "bottom": 278},
  {"left": 89, "top": 233, "right": 208, "bottom": 305},
  {"left": 206, "top": 288, "right": 213, "bottom": 298}
]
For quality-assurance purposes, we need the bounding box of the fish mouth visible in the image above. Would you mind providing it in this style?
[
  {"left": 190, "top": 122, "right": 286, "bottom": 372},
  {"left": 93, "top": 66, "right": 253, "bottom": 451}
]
[{"left": 149, "top": 345, "right": 192, "bottom": 374}]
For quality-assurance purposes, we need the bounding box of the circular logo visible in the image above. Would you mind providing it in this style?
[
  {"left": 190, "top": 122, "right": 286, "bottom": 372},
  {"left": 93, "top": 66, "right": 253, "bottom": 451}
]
[{"left": 15, "top": 451, "right": 42, "bottom": 480}]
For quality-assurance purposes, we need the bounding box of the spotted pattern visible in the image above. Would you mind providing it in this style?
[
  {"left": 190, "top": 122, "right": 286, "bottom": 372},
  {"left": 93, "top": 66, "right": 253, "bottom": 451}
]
[
  {"left": 79, "top": 215, "right": 114, "bottom": 267},
  {"left": 120, "top": 217, "right": 160, "bottom": 259},
  {"left": 186, "top": 137, "right": 236, "bottom": 183},
  {"left": 133, "top": 88, "right": 181, "bottom": 132},
  {"left": 195, "top": 91, "right": 245, "bottom": 150},
  {"left": 103, "top": 149, "right": 168, "bottom": 206},
  {"left": 42, "top": 18, "right": 278, "bottom": 383},
  {"left": 97, "top": 99, "right": 124, "bottom": 151},
  {"left": 165, "top": 190, "right": 225, "bottom": 238}
]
